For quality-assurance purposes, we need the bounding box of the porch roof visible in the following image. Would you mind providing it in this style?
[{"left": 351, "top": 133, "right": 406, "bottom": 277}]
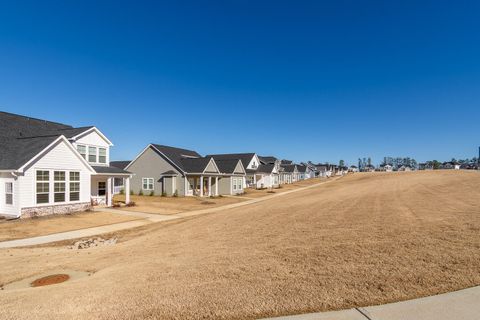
[{"left": 92, "top": 165, "right": 131, "bottom": 176}]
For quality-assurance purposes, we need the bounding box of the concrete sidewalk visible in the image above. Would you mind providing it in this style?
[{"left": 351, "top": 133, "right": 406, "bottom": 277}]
[
  {"left": 261, "top": 286, "right": 480, "bottom": 320},
  {"left": 0, "top": 177, "right": 340, "bottom": 249}
]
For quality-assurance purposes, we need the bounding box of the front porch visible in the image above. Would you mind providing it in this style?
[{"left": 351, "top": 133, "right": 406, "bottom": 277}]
[
  {"left": 185, "top": 175, "right": 220, "bottom": 197},
  {"left": 91, "top": 170, "right": 132, "bottom": 207}
]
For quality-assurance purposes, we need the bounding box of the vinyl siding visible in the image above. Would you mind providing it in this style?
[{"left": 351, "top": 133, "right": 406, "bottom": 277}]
[
  {"left": 18, "top": 140, "right": 92, "bottom": 209},
  {"left": 0, "top": 174, "right": 20, "bottom": 216}
]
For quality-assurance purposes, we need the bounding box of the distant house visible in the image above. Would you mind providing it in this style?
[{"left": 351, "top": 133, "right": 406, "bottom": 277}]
[
  {"left": 255, "top": 163, "right": 280, "bottom": 188},
  {"left": 296, "top": 165, "right": 307, "bottom": 181},
  {"left": 418, "top": 162, "right": 433, "bottom": 170},
  {"left": 126, "top": 144, "right": 246, "bottom": 197},
  {"left": 398, "top": 165, "right": 412, "bottom": 172},
  {"left": 206, "top": 153, "right": 260, "bottom": 188},
  {"left": 348, "top": 165, "right": 359, "bottom": 173},
  {"left": 364, "top": 164, "right": 376, "bottom": 172},
  {"left": 380, "top": 164, "right": 393, "bottom": 172},
  {"left": 442, "top": 161, "right": 460, "bottom": 170},
  {"left": 280, "top": 164, "right": 297, "bottom": 184}
]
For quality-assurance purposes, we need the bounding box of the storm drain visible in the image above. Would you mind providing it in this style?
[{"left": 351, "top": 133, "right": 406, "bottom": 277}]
[{"left": 31, "top": 274, "right": 71, "bottom": 287}]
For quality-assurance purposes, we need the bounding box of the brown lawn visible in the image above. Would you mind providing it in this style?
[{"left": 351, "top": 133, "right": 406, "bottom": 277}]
[
  {"left": 113, "top": 194, "right": 247, "bottom": 214},
  {"left": 0, "top": 211, "right": 140, "bottom": 242},
  {"left": 0, "top": 171, "right": 479, "bottom": 320}
]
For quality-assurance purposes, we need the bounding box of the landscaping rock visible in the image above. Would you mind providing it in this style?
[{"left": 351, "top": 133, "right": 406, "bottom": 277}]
[{"left": 69, "top": 237, "right": 117, "bottom": 250}]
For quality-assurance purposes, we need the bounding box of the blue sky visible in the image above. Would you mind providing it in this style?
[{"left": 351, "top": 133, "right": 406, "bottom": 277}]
[{"left": 1, "top": 1, "right": 479, "bottom": 165}]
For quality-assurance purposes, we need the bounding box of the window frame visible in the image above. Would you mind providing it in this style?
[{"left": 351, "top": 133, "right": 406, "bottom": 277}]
[
  {"left": 5, "top": 182, "right": 13, "bottom": 205},
  {"left": 77, "top": 144, "right": 87, "bottom": 160},
  {"left": 36, "top": 170, "right": 50, "bottom": 204},
  {"left": 54, "top": 171, "right": 66, "bottom": 203},
  {"left": 98, "top": 147, "right": 107, "bottom": 164},
  {"left": 142, "top": 178, "right": 154, "bottom": 190},
  {"left": 88, "top": 146, "right": 97, "bottom": 163},
  {"left": 98, "top": 181, "right": 106, "bottom": 196},
  {"left": 69, "top": 171, "right": 80, "bottom": 201}
]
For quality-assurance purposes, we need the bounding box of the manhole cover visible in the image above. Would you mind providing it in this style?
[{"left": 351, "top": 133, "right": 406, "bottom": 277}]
[{"left": 30, "top": 274, "right": 70, "bottom": 287}]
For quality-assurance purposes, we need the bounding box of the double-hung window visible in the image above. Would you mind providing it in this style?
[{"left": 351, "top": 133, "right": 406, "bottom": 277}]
[
  {"left": 142, "top": 178, "right": 154, "bottom": 190},
  {"left": 70, "top": 172, "right": 80, "bottom": 201},
  {"left": 88, "top": 146, "right": 97, "bottom": 163},
  {"left": 54, "top": 171, "right": 66, "bottom": 203},
  {"left": 77, "top": 145, "right": 87, "bottom": 160},
  {"left": 233, "top": 178, "right": 237, "bottom": 190},
  {"left": 5, "top": 182, "right": 13, "bottom": 205},
  {"left": 98, "top": 148, "right": 107, "bottom": 164},
  {"left": 36, "top": 171, "right": 50, "bottom": 204}
]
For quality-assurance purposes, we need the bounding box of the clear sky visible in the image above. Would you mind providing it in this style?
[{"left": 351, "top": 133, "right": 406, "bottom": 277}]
[{"left": 1, "top": 1, "right": 479, "bottom": 165}]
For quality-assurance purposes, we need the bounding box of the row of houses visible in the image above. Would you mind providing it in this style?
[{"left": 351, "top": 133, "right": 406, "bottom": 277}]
[
  {"left": 0, "top": 112, "right": 345, "bottom": 219},
  {"left": 109, "top": 147, "right": 347, "bottom": 197}
]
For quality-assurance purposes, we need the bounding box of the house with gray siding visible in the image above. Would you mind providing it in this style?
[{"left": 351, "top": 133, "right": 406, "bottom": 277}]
[
  {"left": 205, "top": 153, "right": 260, "bottom": 188},
  {"left": 125, "top": 144, "right": 246, "bottom": 197}
]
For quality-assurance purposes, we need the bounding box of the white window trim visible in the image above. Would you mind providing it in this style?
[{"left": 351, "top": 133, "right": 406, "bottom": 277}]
[
  {"left": 35, "top": 169, "right": 83, "bottom": 206},
  {"left": 142, "top": 178, "right": 154, "bottom": 190},
  {"left": 5, "top": 182, "right": 13, "bottom": 205}
]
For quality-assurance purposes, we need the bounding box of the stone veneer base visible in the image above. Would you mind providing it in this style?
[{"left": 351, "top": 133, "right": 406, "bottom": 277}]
[{"left": 21, "top": 202, "right": 92, "bottom": 219}]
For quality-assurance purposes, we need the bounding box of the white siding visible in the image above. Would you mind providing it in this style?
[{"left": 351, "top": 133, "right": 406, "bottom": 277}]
[
  {"left": 18, "top": 140, "right": 92, "bottom": 209},
  {"left": 72, "top": 130, "right": 111, "bottom": 166},
  {"left": 0, "top": 174, "right": 20, "bottom": 216}
]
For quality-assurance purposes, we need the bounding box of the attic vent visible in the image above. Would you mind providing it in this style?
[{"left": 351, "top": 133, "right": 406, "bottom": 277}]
[{"left": 181, "top": 154, "right": 198, "bottom": 159}]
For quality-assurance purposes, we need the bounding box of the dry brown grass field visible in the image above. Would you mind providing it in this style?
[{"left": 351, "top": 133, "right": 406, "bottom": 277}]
[{"left": 0, "top": 171, "right": 479, "bottom": 319}]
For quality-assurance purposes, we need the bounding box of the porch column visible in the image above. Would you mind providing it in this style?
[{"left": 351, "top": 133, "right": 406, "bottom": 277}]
[
  {"left": 125, "top": 177, "right": 131, "bottom": 204},
  {"left": 208, "top": 177, "right": 212, "bottom": 196},
  {"left": 215, "top": 177, "right": 219, "bottom": 196},
  {"left": 200, "top": 176, "right": 204, "bottom": 197},
  {"left": 107, "top": 177, "right": 113, "bottom": 207}
]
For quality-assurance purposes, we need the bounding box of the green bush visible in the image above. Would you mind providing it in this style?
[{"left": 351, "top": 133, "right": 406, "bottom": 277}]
[
  {"left": 149, "top": 190, "right": 155, "bottom": 196},
  {"left": 139, "top": 189, "right": 144, "bottom": 196}
]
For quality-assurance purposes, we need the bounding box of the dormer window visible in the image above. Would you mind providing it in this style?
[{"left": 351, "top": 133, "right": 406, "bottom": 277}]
[
  {"left": 99, "top": 148, "right": 107, "bottom": 164},
  {"left": 77, "top": 145, "right": 87, "bottom": 160},
  {"left": 88, "top": 146, "right": 97, "bottom": 163}
]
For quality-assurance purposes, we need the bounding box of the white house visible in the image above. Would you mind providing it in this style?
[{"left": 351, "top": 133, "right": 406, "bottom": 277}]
[{"left": 0, "top": 111, "right": 132, "bottom": 219}]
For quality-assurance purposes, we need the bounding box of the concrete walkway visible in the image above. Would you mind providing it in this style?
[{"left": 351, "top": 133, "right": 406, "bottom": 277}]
[
  {"left": 261, "top": 286, "right": 480, "bottom": 320},
  {"left": 0, "top": 178, "right": 340, "bottom": 249}
]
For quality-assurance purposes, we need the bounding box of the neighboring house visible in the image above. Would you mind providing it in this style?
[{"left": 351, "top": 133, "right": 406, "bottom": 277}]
[
  {"left": 214, "top": 159, "right": 247, "bottom": 195},
  {"left": 398, "top": 165, "right": 412, "bottom": 171},
  {"left": 442, "top": 162, "right": 460, "bottom": 170},
  {"left": 315, "top": 164, "right": 328, "bottom": 177},
  {"left": 418, "top": 162, "right": 433, "bottom": 170},
  {"left": 281, "top": 159, "right": 293, "bottom": 165},
  {"left": 364, "top": 164, "right": 376, "bottom": 172},
  {"left": 380, "top": 164, "right": 393, "bottom": 172},
  {"left": 0, "top": 111, "right": 131, "bottom": 219},
  {"left": 255, "top": 163, "right": 279, "bottom": 188},
  {"left": 348, "top": 165, "right": 359, "bottom": 173},
  {"left": 302, "top": 162, "right": 317, "bottom": 179},
  {"left": 206, "top": 153, "right": 261, "bottom": 188},
  {"left": 279, "top": 164, "right": 297, "bottom": 184},
  {"left": 126, "top": 144, "right": 246, "bottom": 197},
  {"left": 296, "top": 165, "right": 307, "bottom": 181}
]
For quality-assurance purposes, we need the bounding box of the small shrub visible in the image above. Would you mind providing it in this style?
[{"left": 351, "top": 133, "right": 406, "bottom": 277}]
[
  {"left": 267, "top": 190, "right": 275, "bottom": 194},
  {"left": 139, "top": 189, "right": 143, "bottom": 196},
  {"left": 149, "top": 190, "right": 155, "bottom": 196},
  {"left": 126, "top": 201, "right": 136, "bottom": 207}
]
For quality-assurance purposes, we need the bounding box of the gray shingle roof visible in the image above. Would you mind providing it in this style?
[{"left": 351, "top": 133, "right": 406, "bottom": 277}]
[
  {"left": 151, "top": 144, "right": 201, "bottom": 172},
  {"left": 259, "top": 156, "right": 277, "bottom": 164},
  {"left": 297, "top": 165, "right": 307, "bottom": 173},
  {"left": 0, "top": 135, "right": 60, "bottom": 170},
  {"left": 180, "top": 157, "right": 214, "bottom": 173},
  {"left": 0, "top": 111, "right": 95, "bottom": 170},
  {"left": 257, "top": 163, "right": 275, "bottom": 174},
  {"left": 215, "top": 159, "right": 243, "bottom": 174},
  {"left": 92, "top": 166, "right": 130, "bottom": 175},
  {"left": 281, "top": 164, "right": 297, "bottom": 173},
  {"left": 205, "top": 153, "right": 256, "bottom": 170},
  {"left": 110, "top": 161, "right": 131, "bottom": 170}
]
